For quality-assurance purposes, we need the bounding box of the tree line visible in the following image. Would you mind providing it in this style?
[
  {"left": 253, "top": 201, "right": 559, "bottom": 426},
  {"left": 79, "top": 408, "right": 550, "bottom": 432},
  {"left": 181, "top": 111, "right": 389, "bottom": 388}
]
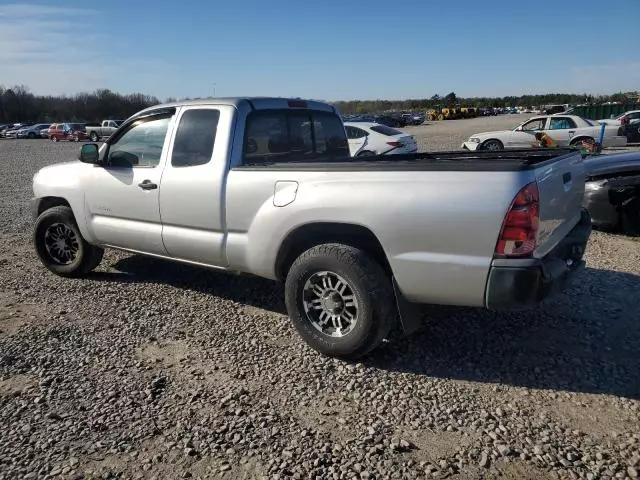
[
  {"left": 1, "top": 84, "right": 638, "bottom": 123},
  {"left": 333, "top": 91, "right": 639, "bottom": 114},
  {"left": 0, "top": 86, "right": 160, "bottom": 124}
]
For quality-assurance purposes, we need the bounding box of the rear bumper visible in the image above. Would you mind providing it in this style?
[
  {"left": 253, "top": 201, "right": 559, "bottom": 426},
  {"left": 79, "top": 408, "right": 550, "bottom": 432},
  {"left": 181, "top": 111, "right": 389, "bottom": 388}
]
[{"left": 485, "top": 209, "right": 592, "bottom": 309}]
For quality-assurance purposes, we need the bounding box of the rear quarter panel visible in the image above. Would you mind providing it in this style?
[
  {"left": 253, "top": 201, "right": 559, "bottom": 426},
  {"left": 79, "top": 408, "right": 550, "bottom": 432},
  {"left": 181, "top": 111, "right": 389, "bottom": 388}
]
[{"left": 225, "top": 168, "right": 535, "bottom": 306}]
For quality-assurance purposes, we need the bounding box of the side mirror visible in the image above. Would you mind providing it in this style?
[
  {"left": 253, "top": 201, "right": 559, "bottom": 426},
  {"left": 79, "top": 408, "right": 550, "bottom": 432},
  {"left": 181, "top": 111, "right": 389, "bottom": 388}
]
[
  {"left": 515, "top": 126, "right": 522, "bottom": 131},
  {"left": 79, "top": 143, "right": 100, "bottom": 164}
]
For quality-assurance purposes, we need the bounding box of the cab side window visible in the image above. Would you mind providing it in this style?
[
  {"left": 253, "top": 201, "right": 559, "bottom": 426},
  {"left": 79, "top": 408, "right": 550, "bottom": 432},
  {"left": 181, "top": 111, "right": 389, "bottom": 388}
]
[
  {"left": 107, "top": 116, "right": 171, "bottom": 168},
  {"left": 171, "top": 109, "right": 220, "bottom": 167}
]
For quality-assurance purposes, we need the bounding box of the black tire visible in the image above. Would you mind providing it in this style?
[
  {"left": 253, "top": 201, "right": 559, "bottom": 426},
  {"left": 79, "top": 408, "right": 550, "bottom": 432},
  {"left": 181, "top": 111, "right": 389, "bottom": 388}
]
[
  {"left": 28, "top": 132, "right": 36, "bottom": 139},
  {"left": 51, "top": 136, "right": 58, "bottom": 142},
  {"left": 621, "top": 197, "right": 640, "bottom": 237},
  {"left": 357, "top": 150, "right": 376, "bottom": 157},
  {"left": 90, "top": 132, "right": 99, "bottom": 142},
  {"left": 481, "top": 139, "right": 504, "bottom": 151},
  {"left": 34, "top": 206, "right": 104, "bottom": 277},
  {"left": 284, "top": 243, "right": 396, "bottom": 359}
]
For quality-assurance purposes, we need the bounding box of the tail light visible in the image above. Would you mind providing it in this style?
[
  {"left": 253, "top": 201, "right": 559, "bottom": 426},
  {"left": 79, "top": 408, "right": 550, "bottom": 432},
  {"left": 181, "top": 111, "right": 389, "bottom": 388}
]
[
  {"left": 495, "top": 182, "right": 540, "bottom": 257},
  {"left": 386, "top": 141, "right": 403, "bottom": 147},
  {"left": 621, "top": 115, "right": 629, "bottom": 126}
]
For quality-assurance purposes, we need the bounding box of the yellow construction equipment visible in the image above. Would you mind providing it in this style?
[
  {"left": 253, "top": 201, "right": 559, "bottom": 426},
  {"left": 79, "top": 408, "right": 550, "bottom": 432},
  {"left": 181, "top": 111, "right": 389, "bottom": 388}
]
[
  {"left": 426, "top": 108, "right": 439, "bottom": 121},
  {"left": 427, "top": 106, "right": 476, "bottom": 121},
  {"left": 441, "top": 107, "right": 462, "bottom": 120}
]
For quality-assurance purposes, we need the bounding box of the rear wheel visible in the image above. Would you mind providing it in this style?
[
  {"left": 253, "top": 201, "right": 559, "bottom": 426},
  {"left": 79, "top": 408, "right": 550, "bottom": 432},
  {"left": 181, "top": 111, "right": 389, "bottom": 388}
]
[
  {"left": 621, "top": 197, "right": 640, "bottom": 237},
  {"left": 481, "top": 139, "right": 504, "bottom": 151},
  {"left": 34, "top": 206, "right": 104, "bottom": 277},
  {"left": 28, "top": 132, "right": 36, "bottom": 139},
  {"left": 284, "top": 244, "right": 395, "bottom": 359}
]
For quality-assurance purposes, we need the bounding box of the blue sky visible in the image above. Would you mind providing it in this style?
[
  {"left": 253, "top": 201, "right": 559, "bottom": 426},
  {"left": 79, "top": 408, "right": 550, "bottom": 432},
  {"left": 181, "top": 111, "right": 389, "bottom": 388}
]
[{"left": 1, "top": 0, "right": 638, "bottom": 101}]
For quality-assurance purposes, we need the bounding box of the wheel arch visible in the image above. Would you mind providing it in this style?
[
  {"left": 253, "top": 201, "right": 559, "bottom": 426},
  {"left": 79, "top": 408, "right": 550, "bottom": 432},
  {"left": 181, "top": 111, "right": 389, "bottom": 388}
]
[
  {"left": 35, "top": 196, "right": 72, "bottom": 217},
  {"left": 274, "top": 222, "right": 392, "bottom": 282},
  {"left": 480, "top": 138, "right": 504, "bottom": 150},
  {"left": 570, "top": 135, "right": 595, "bottom": 145}
]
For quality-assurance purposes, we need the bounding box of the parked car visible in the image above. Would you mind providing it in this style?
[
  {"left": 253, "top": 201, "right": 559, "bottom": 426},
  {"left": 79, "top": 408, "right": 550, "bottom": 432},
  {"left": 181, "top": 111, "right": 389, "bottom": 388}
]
[
  {"left": 4, "top": 123, "right": 32, "bottom": 138},
  {"left": 597, "top": 110, "right": 640, "bottom": 127},
  {"left": 401, "top": 113, "right": 425, "bottom": 126},
  {"left": 40, "top": 127, "right": 50, "bottom": 138},
  {"left": 543, "top": 105, "right": 569, "bottom": 115},
  {"left": 16, "top": 123, "right": 51, "bottom": 139},
  {"left": 462, "top": 115, "right": 627, "bottom": 151},
  {"left": 84, "top": 119, "right": 124, "bottom": 142},
  {"left": 479, "top": 108, "right": 496, "bottom": 116},
  {"left": 31, "top": 97, "right": 590, "bottom": 358},
  {"left": 48, "top": 123, "right": 89, "bottom": 142},
  {"left": 583, "top": 151, "right": 640, "bottom": 236},
  {"left": 344, "top": 122, "right": 417, "bottom": 157},
  {"left": 619, "top": 118, "right": 640, "bottom": 143},
  {"left": 374, "top": 115, "right": 406, "bottom": 128}
]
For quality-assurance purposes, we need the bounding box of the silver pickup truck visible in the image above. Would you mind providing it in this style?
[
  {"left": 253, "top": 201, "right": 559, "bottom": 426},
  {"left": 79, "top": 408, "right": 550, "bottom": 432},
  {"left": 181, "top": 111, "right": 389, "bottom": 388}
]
[
  {"left": 31, "top": 97, "right": 591, "bottom": 358},
  {"left": 84, "top": 120, "right": 123, "bottom": 142}
]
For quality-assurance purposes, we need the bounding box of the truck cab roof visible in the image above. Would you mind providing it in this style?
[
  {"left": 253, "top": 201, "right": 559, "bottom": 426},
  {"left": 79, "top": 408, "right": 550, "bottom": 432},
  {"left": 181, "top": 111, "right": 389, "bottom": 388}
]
[{"left": 135, "top": 97, "right": 337, "bottom": 116}]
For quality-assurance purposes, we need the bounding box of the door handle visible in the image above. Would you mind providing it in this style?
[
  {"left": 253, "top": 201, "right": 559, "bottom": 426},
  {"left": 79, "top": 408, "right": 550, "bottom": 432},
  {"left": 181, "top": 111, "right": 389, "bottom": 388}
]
[{"left": 138, "top": 180, "right": 158, "bottom": 190}]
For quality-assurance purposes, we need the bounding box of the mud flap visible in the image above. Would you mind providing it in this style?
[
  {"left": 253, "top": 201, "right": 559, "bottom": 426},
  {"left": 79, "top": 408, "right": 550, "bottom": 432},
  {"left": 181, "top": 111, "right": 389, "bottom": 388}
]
[{"left": 392, "top": 277, "right": 422, "bottom": 335}]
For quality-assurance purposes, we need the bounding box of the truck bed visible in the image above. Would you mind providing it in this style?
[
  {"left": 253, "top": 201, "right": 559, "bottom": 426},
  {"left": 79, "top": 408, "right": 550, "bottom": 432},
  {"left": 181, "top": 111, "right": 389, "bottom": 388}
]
[{"left": 237, "top": 148, "right": 581, "bottom": 171}]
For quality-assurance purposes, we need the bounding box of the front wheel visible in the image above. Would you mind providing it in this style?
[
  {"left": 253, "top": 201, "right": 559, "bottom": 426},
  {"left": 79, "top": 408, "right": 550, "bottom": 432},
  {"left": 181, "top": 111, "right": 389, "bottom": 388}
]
[
  {"left": 34, "top": 206, "right": 104, "bottom": 277},
  {"left": 481, "top": 139, "right": 504, "bottom": 151},
  {"left": 51, "top": 136, "right": 58, "bottom": 142},
  {"left": 28, "top": 132, "right": 36, "bottom": 139},
  {"left": 284, "top": 244, "right": 396, "bottom": 359},
  {"left": 89, "top": 132, "right": 99, "bottom": 142}
]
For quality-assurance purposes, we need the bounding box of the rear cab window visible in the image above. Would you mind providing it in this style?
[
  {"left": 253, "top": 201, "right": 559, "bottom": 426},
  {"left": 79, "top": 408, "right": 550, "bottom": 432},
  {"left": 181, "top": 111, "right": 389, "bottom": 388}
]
[{"left": 243, "top": 109, "right": 348, "bottom": 164}]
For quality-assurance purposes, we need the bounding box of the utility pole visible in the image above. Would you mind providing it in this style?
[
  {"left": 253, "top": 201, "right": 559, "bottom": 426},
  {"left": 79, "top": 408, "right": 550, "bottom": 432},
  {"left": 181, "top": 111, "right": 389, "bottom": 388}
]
[{"left": 212, "top": 83, "right": 217, "bottom": 97}]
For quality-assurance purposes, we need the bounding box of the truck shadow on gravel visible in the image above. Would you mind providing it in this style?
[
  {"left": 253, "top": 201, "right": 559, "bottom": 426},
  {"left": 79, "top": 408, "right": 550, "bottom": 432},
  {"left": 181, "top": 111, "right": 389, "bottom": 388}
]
[
  {"left": 368, "top": 267, "right": 640, "bottom": 400},
  {"left": 90, "top": 254, "right": 287, "bottom": 315},
  {"left": 93, "top": 258, "right": 639, "bottom": 399}
]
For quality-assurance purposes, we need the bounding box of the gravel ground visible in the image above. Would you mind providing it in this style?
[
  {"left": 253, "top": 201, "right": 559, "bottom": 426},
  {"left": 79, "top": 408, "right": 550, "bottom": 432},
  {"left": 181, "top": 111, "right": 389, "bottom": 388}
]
[{"left": 1, "top": 139, "right": 639, "bottom": 480}]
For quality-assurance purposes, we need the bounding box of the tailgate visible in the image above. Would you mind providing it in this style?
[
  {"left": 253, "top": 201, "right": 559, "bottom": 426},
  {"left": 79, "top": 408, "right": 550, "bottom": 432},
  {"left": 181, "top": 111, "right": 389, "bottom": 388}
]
[{"left": 533, "top": 151, "right": 586, "bottom": 259}]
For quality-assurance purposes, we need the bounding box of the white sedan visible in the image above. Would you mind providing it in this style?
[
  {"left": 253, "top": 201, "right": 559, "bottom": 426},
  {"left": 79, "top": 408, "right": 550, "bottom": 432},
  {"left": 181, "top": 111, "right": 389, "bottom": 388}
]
[
  {"left": 344, "top": 122, "right": 418, "bottom": 157},
  {"left": 462, "top": 114, "right": 627, "bottom": 151}
]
